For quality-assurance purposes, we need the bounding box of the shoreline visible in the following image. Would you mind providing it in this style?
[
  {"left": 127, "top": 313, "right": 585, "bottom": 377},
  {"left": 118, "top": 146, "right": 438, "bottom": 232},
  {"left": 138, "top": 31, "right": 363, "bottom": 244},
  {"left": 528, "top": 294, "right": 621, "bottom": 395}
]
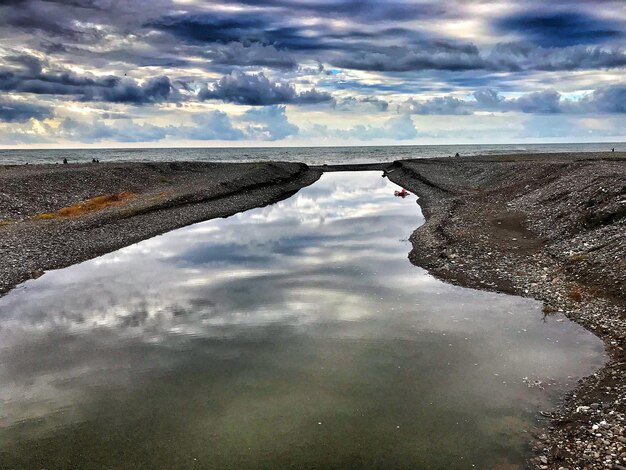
[
  {"left": 0, "top": 162, "right": 322, "bottom": 296},
  {"left": 1, "top": 152, "right": 624, "bottom": 468},
  {"left": 387, "top": 152, "right": 625, "bottom": 469}
]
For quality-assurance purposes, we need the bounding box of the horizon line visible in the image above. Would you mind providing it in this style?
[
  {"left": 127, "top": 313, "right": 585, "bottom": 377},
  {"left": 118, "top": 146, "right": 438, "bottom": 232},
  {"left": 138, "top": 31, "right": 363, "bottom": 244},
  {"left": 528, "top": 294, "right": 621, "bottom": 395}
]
[{"left": 1, "top": 140, "right": 625, "bottom": 152}]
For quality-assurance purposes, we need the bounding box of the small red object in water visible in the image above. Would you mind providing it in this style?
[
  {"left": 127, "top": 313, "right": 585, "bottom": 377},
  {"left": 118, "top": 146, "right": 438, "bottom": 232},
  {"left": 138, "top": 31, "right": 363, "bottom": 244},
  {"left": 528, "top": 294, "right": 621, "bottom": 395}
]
[{"left": 394, "top": 189, "right": 409, "bottom": 198}]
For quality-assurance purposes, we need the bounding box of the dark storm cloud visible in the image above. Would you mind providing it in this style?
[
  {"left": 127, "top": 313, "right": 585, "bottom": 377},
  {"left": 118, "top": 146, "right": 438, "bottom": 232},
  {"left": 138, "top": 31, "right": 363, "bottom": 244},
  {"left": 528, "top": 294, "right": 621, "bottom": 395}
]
[
  {"left": 0, "top": 100, "right": 53, "bottom": 122},
  {"left": 329, "top": 44, "right": 485, "bottom": 72},
  {"left": 146, "top": 2, "right": 444, "bottom": 49},
  {"left": 0, "top": 0, "right": 108, "bottom": 42},
  {"left": 0, "top": 0, "right": 625, "bottom": 144},
  {"left": 3, "top": 0, "right": 625, "bottom": 76},
  {"left": 487, "top": 43, "right": 626, "bottom": 71},
  {"left": 147, "top": 14, "right": 269, "bottom": 45},
  {"left": 329, "top": 42, "right": 626, "bottom": 73},
  {"left": 0, "top": 56, "right": 179, "bottom": 104},
  {"left": 577, "top": 85, "right": 626, "bottom": 113},
  {"left": 198, "top": 71, "right": 333, "bottom": 106},
  {"left": 496, "top": 10, "right": 624, "bottom": 47},
  {"left": 147, "top": 9, "right": 494, "bottom": 73},
  {"left": 505, "top": 90, "right": 563, "bottom": 114},
  {"left": 148, "top": 13, "right": 423, "bottom": 54},
  {"left": 146, "top": 13, "right": 332, "bottom": 53},
  {"left": 204, "top": 42, "right": 298, "bottom": 70},
  {"left": 488, "top": 86, "right": 626, "bottom": 114},
  {"left": 229, "top": 0, "right": 445, "bottom": 22},
  {"left": 141, "top": 3, "right": 626, "bottom": 74}
]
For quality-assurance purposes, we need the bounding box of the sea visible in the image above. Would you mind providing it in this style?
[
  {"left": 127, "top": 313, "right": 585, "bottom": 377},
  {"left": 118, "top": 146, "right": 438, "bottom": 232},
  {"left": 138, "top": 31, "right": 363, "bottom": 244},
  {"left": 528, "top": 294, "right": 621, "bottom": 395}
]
[{"left": 0, "top": 142, "right": 623, "bottom": 166}]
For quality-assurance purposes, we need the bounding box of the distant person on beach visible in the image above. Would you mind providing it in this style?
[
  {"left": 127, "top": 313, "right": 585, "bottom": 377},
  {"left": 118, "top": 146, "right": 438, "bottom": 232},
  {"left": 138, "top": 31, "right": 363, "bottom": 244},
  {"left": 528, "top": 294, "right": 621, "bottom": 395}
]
[
  {"left": 63, "top": 158, "right": 68, "bottom": 164},
  {"left": 455, "top": 152, "right": 460, "bottom": 157},
  {"left": 612, "top": 148, "right": 615, "bottom": 152}
]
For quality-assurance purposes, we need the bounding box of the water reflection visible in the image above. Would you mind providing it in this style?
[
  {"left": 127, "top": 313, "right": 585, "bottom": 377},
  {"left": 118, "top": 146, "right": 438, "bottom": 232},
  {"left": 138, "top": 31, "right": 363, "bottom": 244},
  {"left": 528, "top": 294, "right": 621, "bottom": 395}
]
[{"left": 0, "top": 172, "right": 605, "bottom": 469}]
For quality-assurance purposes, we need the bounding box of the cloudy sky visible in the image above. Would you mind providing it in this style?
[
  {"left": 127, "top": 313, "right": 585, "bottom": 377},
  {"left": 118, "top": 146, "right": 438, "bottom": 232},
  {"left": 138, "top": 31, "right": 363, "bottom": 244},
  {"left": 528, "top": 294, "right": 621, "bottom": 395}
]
[{"left": 0, "top": 0, "right": 625, "bottom": 148}]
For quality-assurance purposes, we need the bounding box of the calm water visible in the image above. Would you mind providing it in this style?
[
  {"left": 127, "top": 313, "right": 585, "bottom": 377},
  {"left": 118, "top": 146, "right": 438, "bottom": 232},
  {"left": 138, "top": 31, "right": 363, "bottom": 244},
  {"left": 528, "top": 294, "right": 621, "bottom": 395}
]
[
  {"left": 0, "top": 172, "right": 605, "bottom": 469},
  {"left": 0, "top": 142, "right": 624, "bottom": 165}
]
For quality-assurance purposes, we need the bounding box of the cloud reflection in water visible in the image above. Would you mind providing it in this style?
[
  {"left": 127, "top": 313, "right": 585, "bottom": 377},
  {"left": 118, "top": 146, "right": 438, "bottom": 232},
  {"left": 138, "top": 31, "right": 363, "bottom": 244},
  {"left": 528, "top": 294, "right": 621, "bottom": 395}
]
[{"left": 0, "top": 172, "right": 606, "bottom": 469}]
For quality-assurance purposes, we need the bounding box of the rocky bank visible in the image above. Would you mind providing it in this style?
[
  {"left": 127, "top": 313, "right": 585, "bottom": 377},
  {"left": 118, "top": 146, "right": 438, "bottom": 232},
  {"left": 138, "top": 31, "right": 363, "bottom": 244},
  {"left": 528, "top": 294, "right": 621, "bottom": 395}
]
[
  {"left": 387, "top": 152, "right": 626, "bottom": 470},
  {"left": 0, "top": 161, "right": 322, "bottom": 296},
  {"left": 1, "top": 153, "right": 624, "bottom": 468}
]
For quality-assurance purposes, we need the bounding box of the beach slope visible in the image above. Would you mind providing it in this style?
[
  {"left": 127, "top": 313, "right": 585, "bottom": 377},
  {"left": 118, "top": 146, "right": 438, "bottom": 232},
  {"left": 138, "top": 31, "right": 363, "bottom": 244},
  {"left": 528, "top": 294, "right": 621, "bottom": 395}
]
[
  {"left": 388, "top": 152, "right": 625, "bottom": 468},
  {"left": 0, "top": 162, "right": 321, "bottom": 295}
]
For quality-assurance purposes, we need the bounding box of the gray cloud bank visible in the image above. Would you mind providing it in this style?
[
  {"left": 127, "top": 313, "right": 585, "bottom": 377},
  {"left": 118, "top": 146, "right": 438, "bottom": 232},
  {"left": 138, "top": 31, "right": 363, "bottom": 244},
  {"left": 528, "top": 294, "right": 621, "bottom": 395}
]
[
  {"left": 400, "top": 85, "right": 626, "bottom": 115},
  {"left": 198, "top": 71, "right": 333, "bottom": 105},
  {"left": 0, "top": 56, "right": 178, "bottom": 104},
  {"left": 0, "top": 0, "right": 625, "bottom": 144},
  {"left": 0, "top": 99, "right": 53, "bottom": 122}
]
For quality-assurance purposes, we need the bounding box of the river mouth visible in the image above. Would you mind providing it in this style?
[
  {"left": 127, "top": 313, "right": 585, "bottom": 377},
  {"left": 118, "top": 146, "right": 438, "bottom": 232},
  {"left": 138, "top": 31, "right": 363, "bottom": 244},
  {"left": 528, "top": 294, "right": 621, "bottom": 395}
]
[{"left": 0, "top": 171, "right": 605, "bottom": 469}]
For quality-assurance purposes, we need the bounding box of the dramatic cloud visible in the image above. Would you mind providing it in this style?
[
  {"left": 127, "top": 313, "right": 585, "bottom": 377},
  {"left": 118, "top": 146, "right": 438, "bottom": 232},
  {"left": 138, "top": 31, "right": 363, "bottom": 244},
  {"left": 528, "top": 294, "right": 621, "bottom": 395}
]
[
  {"left": 198, "top": 71, "right": 333, "bottom": 106},
  {"left": 329, "top": 43, "right": 486, "bottom": 72},
  {"left": 0, "top": 56, "right": 179, "bottom": 104},
  {"left": 399, "top": 96, "right": 470, "bottom": 115},
  {"left": 584, "top": 85, "right": 626, "bottom": 113},
  {"left": 329, "top": 42, "right": 626, "bottom": 73},
  {"left": 496, "top": 11, "right": 625, "bottom": 47},
  {"left": 0, "top": 99, "right": 53, "bottom": 122},
  {"left": 147, "top": 13, "right": 276, "bottom": 46},
  {"left": 487, "top": 43, "right": 626, "bottom": 71},
  {"left": 400, "top": 85, "right": 626, "bottom": 116},
  {"left": 227, "top": 0, "right": 445, "bottom": 23},
  {"left": 505, "top": 90, "right": 563, "bottom": 114},
  {"left": 494, "top": 85, "right": 626, "bottom": 115},
  {"left": 242, "top": 105, "right": 299, "bottom": 140},
  {"left": 204, "top": 42, "right": 298, "bottom": 70},
  {"left": 0, "top": 0, "right": 625, "bottom": 145}
]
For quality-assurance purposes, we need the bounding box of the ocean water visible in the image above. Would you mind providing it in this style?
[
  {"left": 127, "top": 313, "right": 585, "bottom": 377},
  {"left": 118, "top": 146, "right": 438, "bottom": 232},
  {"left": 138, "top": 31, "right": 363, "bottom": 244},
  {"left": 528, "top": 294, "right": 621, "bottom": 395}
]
[{"left": 0, "top": 142, "right": 623, "bottom": 166}]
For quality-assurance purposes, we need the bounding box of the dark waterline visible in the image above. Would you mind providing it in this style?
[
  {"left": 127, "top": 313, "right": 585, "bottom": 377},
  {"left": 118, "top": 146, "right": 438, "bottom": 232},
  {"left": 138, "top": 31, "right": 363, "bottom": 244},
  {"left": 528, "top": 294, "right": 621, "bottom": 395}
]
[
  {"left": 0, "top": 172, "right": 605, "bottom": 468},
  {"left": 0, "top": 142, "right": 624, "bottom": 165}
]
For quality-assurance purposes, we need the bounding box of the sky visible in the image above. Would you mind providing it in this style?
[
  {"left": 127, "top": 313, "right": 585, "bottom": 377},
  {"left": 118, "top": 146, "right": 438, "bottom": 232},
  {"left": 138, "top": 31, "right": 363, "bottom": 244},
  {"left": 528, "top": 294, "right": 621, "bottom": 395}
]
[{"left": 0, "top": 0, "right": 625, "bottom": 148}]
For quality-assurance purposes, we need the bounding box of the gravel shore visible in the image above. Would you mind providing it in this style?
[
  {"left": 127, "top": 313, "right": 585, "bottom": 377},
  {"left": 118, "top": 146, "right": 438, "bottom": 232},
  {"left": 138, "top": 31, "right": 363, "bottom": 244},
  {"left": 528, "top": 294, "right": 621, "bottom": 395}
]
[
  {"left": 0, "top": 161, "right": 321, "bottom": 295},
  {"left": 1, "top": 153, "right": 624, "bottom": 468},
  {"left": 387, "top": 152, "right": 625, "bottom": 469}
]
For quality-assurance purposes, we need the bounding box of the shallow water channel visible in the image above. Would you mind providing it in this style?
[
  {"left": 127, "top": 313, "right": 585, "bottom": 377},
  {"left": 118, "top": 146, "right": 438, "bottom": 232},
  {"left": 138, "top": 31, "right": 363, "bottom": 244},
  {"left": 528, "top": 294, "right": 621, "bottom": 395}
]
[{"left": 0, "top": 172, "right": 605, "bottom": 469}]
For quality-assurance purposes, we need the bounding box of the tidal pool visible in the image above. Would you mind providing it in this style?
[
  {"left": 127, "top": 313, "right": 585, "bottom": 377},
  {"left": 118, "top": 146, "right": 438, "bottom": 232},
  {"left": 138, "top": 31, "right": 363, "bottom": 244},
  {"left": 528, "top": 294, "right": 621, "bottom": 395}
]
[{"left": 0, "top": 172, "right": 605, "bottom": 469}]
